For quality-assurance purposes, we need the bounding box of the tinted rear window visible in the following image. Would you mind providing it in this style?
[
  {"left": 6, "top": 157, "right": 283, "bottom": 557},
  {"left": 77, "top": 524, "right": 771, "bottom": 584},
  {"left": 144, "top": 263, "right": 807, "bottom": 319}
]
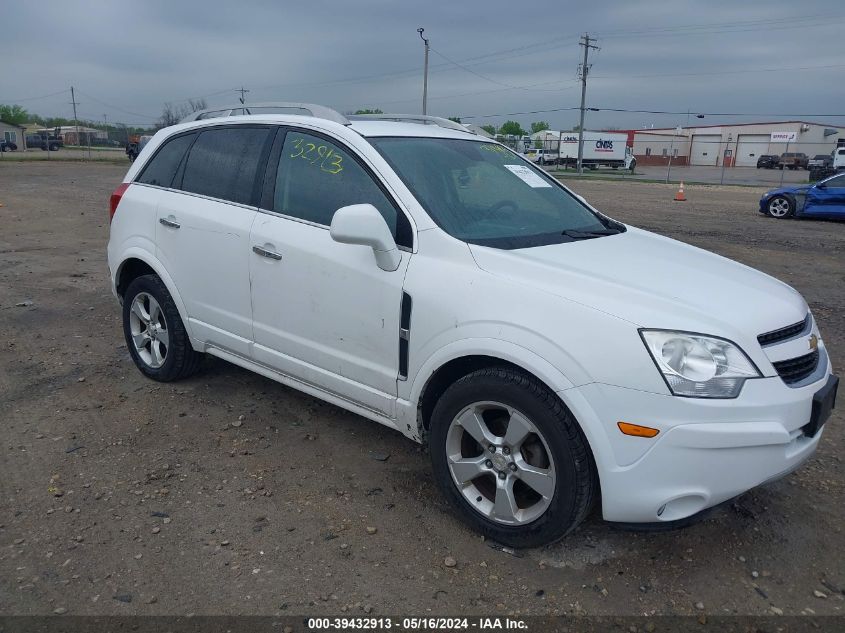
[
  {"left": 137, "top": 133, "right": 195, "bottom": 188},
  {"left": 181, "top": 127, "right": 271, "bottom": 205}
]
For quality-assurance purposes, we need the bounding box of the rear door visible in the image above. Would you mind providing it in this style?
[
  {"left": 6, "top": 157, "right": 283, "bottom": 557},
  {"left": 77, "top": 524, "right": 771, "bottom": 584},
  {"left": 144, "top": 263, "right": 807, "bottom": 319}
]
[
  {"left": 155, "top": 124, "right": 274, "bottom": 356},
  {"left": 804, "top": 173, "right": 845, "bottom": 218},
  {"left": 248, "top": 128, "right": 413, "bottom": 416}
]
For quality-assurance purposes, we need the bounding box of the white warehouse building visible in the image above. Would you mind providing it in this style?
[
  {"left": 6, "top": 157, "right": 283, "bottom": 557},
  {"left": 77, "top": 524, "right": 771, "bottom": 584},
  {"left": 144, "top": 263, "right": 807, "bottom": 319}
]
[{"left": 625, "top": 120, "right": 845, "bottom": 167}]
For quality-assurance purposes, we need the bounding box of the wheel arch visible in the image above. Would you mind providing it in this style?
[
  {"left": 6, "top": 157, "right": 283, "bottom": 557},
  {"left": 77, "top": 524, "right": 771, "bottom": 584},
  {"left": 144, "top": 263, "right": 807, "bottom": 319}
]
[
  {"left": 113, "top": 250, "right": 195, "bottom": 341},
  {"left": 411, "top": 342, "right": 576, "bottom": 439},
  {"left": 415, "top": 352, "right": 605, "bottom": 530}
]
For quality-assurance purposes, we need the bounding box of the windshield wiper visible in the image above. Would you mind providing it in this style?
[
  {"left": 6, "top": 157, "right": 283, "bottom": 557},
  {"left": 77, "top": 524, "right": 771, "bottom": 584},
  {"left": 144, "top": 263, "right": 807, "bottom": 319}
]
[{"left": 561, "top": 228, "right": 622, "bottom": 240}]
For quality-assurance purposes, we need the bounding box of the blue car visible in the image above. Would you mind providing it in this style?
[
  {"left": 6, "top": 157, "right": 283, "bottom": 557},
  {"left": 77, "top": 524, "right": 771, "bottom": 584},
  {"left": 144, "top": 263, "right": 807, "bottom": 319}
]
[{"left": 759, "top": 172, "right": 845, "bottom": 219}]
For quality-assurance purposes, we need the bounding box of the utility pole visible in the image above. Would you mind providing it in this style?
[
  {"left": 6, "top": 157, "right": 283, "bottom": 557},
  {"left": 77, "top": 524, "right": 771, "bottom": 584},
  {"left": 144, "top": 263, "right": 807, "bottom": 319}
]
[
  {"left": 70, "top": 86, "right": 80, "bottom": 156},
  {"left": 237, "top": 86, "right": 250, "bottom": 105},
  {"left": 417, "top": 28, "right": 430, "bottom": 115},
  {"left": 576, "top": 33, "right": 599, "bottom": 175}
]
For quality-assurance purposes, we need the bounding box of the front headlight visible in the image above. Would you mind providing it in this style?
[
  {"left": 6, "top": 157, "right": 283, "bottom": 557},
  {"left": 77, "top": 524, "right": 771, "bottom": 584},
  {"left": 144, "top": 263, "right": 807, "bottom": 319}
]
[{"left": 640, "top": 330, "right": 761, "bottom": 398}]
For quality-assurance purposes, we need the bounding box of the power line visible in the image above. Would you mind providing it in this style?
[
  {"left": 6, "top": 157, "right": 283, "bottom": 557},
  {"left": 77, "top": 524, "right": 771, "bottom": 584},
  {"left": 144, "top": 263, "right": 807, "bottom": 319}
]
[
  {"left": 459, "top": 105, "right": 845, "bottom": 120},
  {"left": 75, "top": 90, "right": 158, "bottom": 120},
  {"left": 0, "top": 88, "right": 70, "bottom": 103},
  {"left": 339, "top": 79, "right": 578, "bottom": 111},
  {"left": 593, "top": 14, "right": 844, "bottom": 38},
  {"left": 461, "top": 106, "right": 583, "bottom": 119},
  {"left": 168, "top": 87, "right": 243, "bottom": 105},
  {"left": 246, "top": 37, "right": 580, "bottom": 96},
  {"left": 591, "top": 63, "right": 845, "bottom": 80},
  {"left": 592, "top": 107, "right": 845, "bottom": 118},
  {"left": 430, "top": 48, "right": 572, "bottom": 92},
  {"left": 450, "top": 36, "right": 578, "bottom": 66}
]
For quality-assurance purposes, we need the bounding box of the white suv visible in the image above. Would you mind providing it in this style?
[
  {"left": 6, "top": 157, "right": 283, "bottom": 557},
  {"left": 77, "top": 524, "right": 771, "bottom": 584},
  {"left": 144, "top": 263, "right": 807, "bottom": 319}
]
[{"left": 107, "top": 103, "right": 838, "bottom": 547}]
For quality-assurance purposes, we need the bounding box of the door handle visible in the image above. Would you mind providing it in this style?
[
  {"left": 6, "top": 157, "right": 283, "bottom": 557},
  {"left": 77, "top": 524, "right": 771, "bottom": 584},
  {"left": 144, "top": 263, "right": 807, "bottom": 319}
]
[
  {"left": 252, "top": 245, "right": 282, "bottom": 260},
  {"left": 159, "top": 217, "right": 180, "bottom": 229}
]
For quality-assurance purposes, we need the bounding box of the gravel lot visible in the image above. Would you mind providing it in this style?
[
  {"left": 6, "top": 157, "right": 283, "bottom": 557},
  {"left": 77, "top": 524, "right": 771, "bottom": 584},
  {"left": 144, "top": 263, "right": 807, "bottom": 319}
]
[{"left": 1, "top": 162, "right": 843, "bottom": 618}]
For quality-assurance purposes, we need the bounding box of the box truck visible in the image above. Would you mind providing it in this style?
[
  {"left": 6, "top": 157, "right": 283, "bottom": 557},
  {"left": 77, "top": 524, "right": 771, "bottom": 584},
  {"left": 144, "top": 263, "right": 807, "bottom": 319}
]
[{"left": 555, "top": 131, "right": 633, "bottom": 169}]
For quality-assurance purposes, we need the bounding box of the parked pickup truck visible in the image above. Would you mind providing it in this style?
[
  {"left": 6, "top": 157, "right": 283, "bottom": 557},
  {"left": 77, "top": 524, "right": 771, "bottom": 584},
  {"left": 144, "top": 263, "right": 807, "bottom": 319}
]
[
  {"left": 778, "top": 152, "right": 808, "bottom": 170},
  {"left": 808, "top": 154, "right": 833, "bottom": 170},
  {"left": 26, "top": 134, "right": 63, "bottom": 151},
  {"left": 809, "top": 144, "right": 845, "bottom": 181}
]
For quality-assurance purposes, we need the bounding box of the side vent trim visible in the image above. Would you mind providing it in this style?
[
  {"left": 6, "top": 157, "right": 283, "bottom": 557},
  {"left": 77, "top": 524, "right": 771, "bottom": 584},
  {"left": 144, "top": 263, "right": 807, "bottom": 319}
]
[{"left": 398, "top": 292, "right": 412, "bottom": 380}]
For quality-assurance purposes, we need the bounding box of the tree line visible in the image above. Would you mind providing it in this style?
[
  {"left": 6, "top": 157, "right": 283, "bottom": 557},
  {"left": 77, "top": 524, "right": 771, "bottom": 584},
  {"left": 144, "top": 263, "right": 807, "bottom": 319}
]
[{"left": 3, "top": 100, "right": 572, "bottom": 142}]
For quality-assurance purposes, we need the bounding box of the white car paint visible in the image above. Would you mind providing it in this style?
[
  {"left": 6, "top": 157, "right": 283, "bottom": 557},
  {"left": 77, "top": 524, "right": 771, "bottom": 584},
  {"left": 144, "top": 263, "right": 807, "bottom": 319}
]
[{"left": 108, "top": 113, "right": 835, "bottom": 525}]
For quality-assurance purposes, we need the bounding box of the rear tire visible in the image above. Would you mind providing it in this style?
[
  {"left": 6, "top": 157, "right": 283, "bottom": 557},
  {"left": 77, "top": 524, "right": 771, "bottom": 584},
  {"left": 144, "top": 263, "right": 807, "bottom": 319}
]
[
  {"left": 429, "top": 367, "right": 597, "bottom": 548},
  {"left": 122, "top": 274, "right": 202, "bottom": 382}
]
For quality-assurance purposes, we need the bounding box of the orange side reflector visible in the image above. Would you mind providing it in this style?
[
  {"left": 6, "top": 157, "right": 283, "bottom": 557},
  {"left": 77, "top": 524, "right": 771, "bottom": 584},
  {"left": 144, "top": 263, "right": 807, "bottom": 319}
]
[{"left": 617, "top": 421, "right": 660, "bottom": 438}]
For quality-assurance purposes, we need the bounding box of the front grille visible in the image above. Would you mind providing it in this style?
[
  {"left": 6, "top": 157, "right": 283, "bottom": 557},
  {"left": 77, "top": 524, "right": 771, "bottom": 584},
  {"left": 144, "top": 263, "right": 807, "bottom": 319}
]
[
  {"left": 772, "top": 349, "right": 819, "bottom": 385},
  {"left": 758, "top": 315, "right": 810, "bottom": 347}
]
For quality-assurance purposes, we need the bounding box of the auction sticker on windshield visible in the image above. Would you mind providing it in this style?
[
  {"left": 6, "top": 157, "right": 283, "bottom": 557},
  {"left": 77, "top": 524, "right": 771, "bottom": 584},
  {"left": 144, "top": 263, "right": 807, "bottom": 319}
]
[{"left": 503, "top": 164, "right": 552, "bottom": 188}]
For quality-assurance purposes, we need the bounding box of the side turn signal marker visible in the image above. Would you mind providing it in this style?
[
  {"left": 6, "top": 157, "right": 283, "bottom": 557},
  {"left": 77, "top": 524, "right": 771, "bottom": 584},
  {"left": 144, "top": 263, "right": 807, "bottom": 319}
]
[{"left": 617, "top": 421, "right": 660, "bottom": 438}]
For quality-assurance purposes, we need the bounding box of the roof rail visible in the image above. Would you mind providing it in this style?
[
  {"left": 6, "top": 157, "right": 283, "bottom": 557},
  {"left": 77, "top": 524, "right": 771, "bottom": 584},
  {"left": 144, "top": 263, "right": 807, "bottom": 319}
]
[
  {"left": 180, "top": 102, "right": 350, "bottom": 126},
  {"left": 347, "top": 113, "right": 474, "bottom": 133}
]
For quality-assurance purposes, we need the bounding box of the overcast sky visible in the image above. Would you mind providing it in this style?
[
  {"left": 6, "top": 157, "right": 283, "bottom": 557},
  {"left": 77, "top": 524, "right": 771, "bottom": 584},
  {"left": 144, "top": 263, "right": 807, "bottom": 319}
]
[{"left": 4, "top": 0, "right": 844, "bottom": 131}]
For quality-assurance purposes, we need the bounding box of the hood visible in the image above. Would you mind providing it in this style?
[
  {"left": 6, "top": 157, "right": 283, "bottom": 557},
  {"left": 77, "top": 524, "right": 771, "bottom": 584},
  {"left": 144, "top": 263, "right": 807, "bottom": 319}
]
[
  {"left": 763, "top": 184, "right": 810, "bottom": 197},
  {"left": 469, "top": 227, "right": 807, "bottom": 341}
]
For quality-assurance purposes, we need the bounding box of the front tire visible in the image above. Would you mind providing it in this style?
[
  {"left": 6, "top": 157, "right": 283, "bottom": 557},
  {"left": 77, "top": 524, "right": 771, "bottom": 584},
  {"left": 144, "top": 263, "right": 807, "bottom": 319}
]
[
  {"left": 122, "top": 274, "right": 202, "bottom": 381},
  {"left": 766, "top": 195, "right": 794, "bottom": 219},
  {"left": 429, "top": 367, "right": 597, "bottom": 548}
]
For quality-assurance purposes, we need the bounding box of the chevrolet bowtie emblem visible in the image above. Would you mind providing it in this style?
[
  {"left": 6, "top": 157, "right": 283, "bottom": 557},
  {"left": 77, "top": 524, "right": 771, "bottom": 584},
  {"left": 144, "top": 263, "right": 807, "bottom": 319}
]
[{"left": 809, "top": 334, "right": 819, "bottom": 351}]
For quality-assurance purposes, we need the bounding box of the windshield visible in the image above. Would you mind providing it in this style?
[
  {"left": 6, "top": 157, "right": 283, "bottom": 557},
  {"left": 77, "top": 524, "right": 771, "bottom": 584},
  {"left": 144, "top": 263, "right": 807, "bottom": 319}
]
[{"left": 370, "top": 137, "right": 622, "bottom": 249}]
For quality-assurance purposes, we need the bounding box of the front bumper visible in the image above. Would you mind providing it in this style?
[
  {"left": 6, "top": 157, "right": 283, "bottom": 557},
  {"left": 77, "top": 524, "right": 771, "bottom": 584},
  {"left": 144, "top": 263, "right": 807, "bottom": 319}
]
[{"left": 559, "top": 366, "right": 835, "bottom": 523}]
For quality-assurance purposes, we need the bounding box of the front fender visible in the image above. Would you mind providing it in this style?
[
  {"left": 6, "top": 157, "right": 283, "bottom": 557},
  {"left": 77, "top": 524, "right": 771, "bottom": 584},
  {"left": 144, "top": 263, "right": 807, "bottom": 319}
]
[{"left": 404, "top": 335, "right": 579, "bottom": 409}]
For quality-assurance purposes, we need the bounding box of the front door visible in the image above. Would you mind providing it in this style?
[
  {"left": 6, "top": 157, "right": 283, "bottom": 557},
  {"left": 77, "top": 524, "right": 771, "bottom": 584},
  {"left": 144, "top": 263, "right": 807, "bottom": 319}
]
[
  {"left": 249, "top": 128, "right": 412, "bottom": 416},
  {"left": 805, "top": 173, "right": 845, "bottom": 218}
]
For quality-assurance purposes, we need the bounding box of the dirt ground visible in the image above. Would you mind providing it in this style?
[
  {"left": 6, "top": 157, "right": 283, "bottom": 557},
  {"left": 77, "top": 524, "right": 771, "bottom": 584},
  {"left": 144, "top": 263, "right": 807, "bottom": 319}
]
[{"left": 1, "top": 162, "right": 843, "bottom": 618}]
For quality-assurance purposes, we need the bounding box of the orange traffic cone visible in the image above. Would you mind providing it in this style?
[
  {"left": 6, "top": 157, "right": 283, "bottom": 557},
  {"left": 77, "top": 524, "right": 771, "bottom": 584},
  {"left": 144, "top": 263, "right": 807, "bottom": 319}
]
[{"left": 674, "top": 181, "right": 687, "bottom": 202}]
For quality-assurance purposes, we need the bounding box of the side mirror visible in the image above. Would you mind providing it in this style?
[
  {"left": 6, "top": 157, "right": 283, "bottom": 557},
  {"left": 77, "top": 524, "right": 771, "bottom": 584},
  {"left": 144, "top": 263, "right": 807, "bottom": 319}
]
[
  {"left": 574, "top": 193, "right": 588, "bottom": 205},
  {"left": 330, "top": 204, "right": 401, "bottom": 272}
]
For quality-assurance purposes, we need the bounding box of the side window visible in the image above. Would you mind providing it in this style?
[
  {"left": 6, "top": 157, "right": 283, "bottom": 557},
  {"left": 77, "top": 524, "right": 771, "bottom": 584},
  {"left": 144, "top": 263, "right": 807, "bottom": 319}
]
[
  {"left": 824, "top": 174, "right": 845, "bottom": 188},
  {"left": 181, "top": 127, "right": 271, "bottom": 205},
  {"left": 136, "top": 133, "right": 195, "bottom": 187},
  {"left": 273, "top": 131, "right": 400, "bottom": 238}
]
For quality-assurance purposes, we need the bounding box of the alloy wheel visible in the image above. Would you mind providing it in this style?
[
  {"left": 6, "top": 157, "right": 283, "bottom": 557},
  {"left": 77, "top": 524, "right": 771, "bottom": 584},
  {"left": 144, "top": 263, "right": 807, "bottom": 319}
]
[
  {"left": 768, "top": 197, "right": 791, "bottom": 217},
  {"left": 445, "top": 401, "right": 556, "bottom": 525},
  {"left": 129, "top": 292, "right": 170, "bottom": 368}
]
